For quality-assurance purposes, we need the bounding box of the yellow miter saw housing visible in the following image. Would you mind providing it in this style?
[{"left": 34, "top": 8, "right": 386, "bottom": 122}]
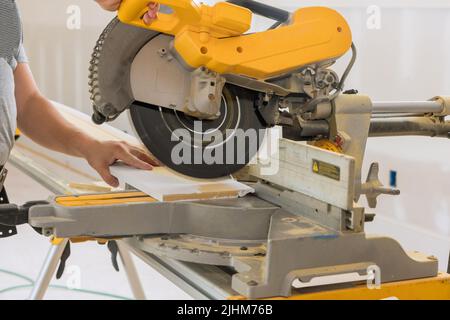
[
  {"left": 118, "top": 0, "right": 352, "bottom": 79},
  {"left": 90, "top": 0, "right": 355, "bottom": 178}
]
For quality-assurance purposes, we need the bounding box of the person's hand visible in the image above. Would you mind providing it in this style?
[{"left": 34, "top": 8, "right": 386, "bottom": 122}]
[
  {"left": 96, "top": 1, "right": 160, "bottom": 25},
  {"left": 95, "top": 0, "right": 121, "bottom": 11},
  {"left": 143, "top": 2, "right": 160, "bottom": 24},
  {"left": 82, "top": 140, "right": 160, "bottom": 187}
]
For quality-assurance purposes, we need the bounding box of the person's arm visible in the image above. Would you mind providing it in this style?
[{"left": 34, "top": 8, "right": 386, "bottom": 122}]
[
  {"left": 95, "top": 0, "right": 159, "bottom": 24},
  {"left": 14, "top": 63, "right": 158, "bottom": 187}
]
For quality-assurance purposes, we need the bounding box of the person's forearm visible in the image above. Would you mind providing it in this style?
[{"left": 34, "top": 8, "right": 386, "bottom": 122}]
[
  {"left": 14, "top": 63, "right": 156, "bottom": 187},
  {"left": 16, "top": 92, "right": 97, "bottom": 158}
]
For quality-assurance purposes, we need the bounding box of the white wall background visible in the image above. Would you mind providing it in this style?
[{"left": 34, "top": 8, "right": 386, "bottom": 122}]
[
  {"left": 14, "top": 0, "right": 450, "bottom": 269},
  {"left": 17, "top": 0, "right": 450, "bottom": 104}
]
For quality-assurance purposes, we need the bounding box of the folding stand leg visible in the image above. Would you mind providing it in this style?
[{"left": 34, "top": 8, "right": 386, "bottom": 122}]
[
  {"left": 28, "top": 238, "right": 70, "bottom": 300},
  {"left": 447, "top": 250, "right": 450, "bottom": 274},
  {"left": 29, "top": 239, "right": 145, "bottom": 300},
  {"left": 117, "top": 240, "right": 146, "bottom": 300}
]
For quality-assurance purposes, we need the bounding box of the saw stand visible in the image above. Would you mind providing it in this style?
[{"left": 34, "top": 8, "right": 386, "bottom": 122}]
[{"left": 29, "top": 238, "right": 146, "bottom": 300}]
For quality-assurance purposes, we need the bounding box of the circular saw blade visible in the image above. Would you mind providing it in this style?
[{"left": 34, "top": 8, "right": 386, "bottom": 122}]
[
  {"left": 130, "top": 84, "right": 266, "bottom": 179},
  {"left": 89, "top": 18, "right": 160, "bottom": 122},
  {"left": 90, "top": 18, "right": 266, "bottom": 178}
]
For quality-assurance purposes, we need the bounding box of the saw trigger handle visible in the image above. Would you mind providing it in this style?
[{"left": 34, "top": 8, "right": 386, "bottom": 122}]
[
  {"left": 118, "top": 0, "right": 252, "bottom": 37},
  {"left": 118, "top": 0, "right": 201, "bottom": 35}
]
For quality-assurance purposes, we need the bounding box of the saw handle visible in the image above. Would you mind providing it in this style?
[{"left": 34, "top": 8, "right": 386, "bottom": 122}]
[
  {"left": 118, "top": 0, "right": 252, "bottom": 37},
  {"left": 118, "top": 0, "right": 201, "bottom": 35},
  {"left": 227, "top": 0, "right": 290, "bottom": 23}
]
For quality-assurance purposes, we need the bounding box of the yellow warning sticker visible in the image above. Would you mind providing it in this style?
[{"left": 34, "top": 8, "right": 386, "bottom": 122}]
[
  {"left": 312, "top": 159, "right": 341, "bottom": 181},
  {"left": 312, "top": 161, "right": 319, "bottom": 173}
]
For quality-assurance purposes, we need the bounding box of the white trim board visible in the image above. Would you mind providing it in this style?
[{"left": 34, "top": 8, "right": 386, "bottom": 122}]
[
  {"left": 111, "top": 164, "right": 254, "bottom": 202},
  {"left": 53, "top": 101, "right": 255, "bottom": 202}
]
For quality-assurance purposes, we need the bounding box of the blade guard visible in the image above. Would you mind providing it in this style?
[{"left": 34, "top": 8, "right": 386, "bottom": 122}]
[{"left": 118, "top": 0, "right": 352, "bottom": 80}]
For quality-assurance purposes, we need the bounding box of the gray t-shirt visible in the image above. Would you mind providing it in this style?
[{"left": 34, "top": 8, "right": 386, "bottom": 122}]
[{"left": 0, "top": 0, "right": 28, "bottom": 166}]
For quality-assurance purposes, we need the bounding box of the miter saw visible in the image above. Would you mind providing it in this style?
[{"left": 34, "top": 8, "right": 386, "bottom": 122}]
[
  {"left": 89, "top": 0, "right": 356, "bottom": 178},
  {"left": 2, "top": 0, "right": 450, "bottom": 299}
]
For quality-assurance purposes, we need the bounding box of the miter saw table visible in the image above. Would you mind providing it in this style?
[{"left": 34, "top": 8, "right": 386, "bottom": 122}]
[{"left": 3, "top": 101, "right": 449, "bottom": 300}]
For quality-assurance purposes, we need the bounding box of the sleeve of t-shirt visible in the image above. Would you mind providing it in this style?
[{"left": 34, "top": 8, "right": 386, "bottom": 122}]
[{"left": 16, "top": 43, "right": 28, "bottom": 64}]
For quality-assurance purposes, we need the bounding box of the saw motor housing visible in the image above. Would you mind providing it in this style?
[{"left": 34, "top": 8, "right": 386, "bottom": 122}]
[{"left": 118, "top": 0, "right": 352, "bottom": 79}]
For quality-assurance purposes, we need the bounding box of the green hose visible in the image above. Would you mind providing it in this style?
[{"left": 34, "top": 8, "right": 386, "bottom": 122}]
[{"left": 0, "top": 268, "right": 133, "bottom": 300}]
